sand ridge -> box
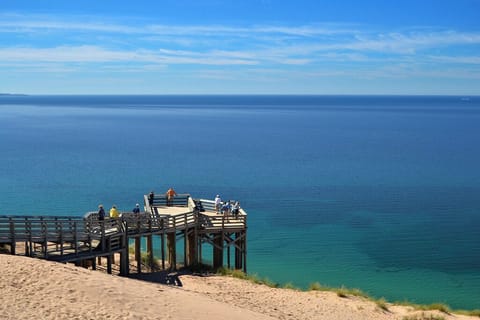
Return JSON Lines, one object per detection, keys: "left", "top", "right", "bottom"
{"left": 0, "top": 255, "right": 477, "bottom": 320}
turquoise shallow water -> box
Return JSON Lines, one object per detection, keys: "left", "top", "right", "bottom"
{"left": 0, "top": 95, "right": 479, "bottom": 309}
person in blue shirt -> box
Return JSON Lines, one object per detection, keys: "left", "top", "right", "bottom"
{"left": 221, "top": 200, "right": 231, "bottom": 216}
{"left": 98, "top": 204, "right": 105, "bottom": 221}
{"left": 133, "top": 203, "right": 140, "bottom": 214}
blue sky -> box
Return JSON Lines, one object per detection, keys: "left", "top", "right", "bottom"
{"left": 1, "top": 0, "right": 480, "bottom": 94}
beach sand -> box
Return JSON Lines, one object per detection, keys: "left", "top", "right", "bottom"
{"left": 0, "top": 254, "right": 477, "bottom": 320}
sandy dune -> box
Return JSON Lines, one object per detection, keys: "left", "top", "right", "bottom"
{"left": 0, "top": 255, "right": 476, "bottom": 320}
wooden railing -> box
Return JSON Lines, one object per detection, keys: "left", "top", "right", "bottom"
{"left": 1, "top": 196, "right": 247, "bottom": 259}
{"left": 121, "top": 210, "right": 197, "bottom": 234}
{"left": 0, "top": 215, "right": 125, "bottom": 259}
{"left": 0, "top": 216, "right": 82, "bottom": 243}
{"left": 86, "top": 207, "right": 246, "bottom": 236}
{"left": 144, "top": 193, "right": 190, "bottom": 209}
{"left": 0, "top": 196, "right": 247, "bottom": 274}
{"left": 195, "top": 199, "right": 247, "bottom": 231}
{"left": 197, "top": 211, "right": 247, "bottom": 231}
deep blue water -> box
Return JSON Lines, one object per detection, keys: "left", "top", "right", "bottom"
{"left": 1, "top": 95, "right": 479, "bottom": 309}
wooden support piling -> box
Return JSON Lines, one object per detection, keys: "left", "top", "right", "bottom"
{"left": 185, "top": 230, "right": 196, "bottom": 267}
{"left": 146, "top": 235, "right": 153, "bottom": 268}
{"left": 107, "top": 255, "right": 112, "bottom": 274}
{"left": 235, "top": 232, "right": 242, "bottom": 270}
{"left": 135, "top": 237, "right": 141, "bottom": 273}
{"left": 198, "top": 236, "right": 203, "bottom": 266}
{"left": 167, "top": 232, "right": 176, "bottom": 270}
{"left": 213, "top": 234, "right": 223, "bottom": 270}
{"left": 160, "top": 233, "right": 165, "bottom": 270}
{"left": 243, "top": 231, "right": 247, "bottom": 273}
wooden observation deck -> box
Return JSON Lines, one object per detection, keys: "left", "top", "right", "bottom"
{"left": 0, "top": 194, "right": 247, "bottom": 276}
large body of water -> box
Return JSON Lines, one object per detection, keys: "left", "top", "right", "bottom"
{"left": 0, "top": 95, "right": 479, "bottom": 309}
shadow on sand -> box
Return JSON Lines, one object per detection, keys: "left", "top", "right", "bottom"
{"left": 127, "top": 269, "right": 217, "bottom": 287}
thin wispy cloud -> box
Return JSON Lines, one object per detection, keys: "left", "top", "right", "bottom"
{"left": 1, "top": 11, "right": 479, "bottom": 93}
{"left": 2, "top": 13, "right": 480, "bottom": 56}
{"left": 428, "top": 55, "right": 480, "bottom": 64}
{"left": 0, "top": 13, "right": 356, "bottom": 37}
{"left": 0, "top": 46, "right": 261, "bottom": 65}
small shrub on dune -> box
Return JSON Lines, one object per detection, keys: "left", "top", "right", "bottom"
{"left": 415, "top": 303, "right": 451, "bottom": 314}
{"left": 336, "top": 287, "right": 349, "bottom": 298}
{"left": 428, "top": 303, "right": 451, "bottom": 314}
{"left": 261, "top": 277, "right": 279, "bottom": 288}
{"left": 376, "top": 298, "right": 389, "bottom": 312}
{"left": 216, "top": 267, "right": 229, "bottom": 276}
{"left": 333, "top": 286, "right": 368, "bottom": 299}
{"left": 465, "top": 309, "right": 480, "bottom": 317}
{"left": 231, "top": 269, "right": 248, "bottom": 279}
{"left": 402, "top": 312, "right": 446, "bottom": 320}
{"left": 283, "top": 282, "right": 299, "bottom": 290}
{"left": 308, "top": 282, "right": 324, "bottom": 291}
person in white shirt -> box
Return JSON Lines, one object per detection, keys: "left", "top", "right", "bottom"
{"left": 214, "top": 195, "right": 222, "bottom": 213}
{"left": 232, "top": 201, "right": 240, "bottom": 216}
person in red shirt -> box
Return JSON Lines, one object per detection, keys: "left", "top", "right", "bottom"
{"left": 166, "top": 187, "right": 177, "bottom": 206}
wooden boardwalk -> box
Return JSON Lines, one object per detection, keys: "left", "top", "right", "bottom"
{"left": 0, "top": 194, "right": 247, "bottom": 275}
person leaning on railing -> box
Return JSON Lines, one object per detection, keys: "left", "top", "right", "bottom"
{"left": 132, "top": 203, "right": 140, "bottom": 214}
{"left": 221, "top": 200, "right": 231, "bottom": 216}
{"left": 110, "top": 205, "right": 120, "bottom": 218}
{"left": 166, "top": 187, "right": 177, "bottom": 206}
{"left": 148, "top": 191, "right": 154, "bottom": 212}
{"left": 98, "top": 204, "right": 105, "bottom": 221}
{"left": 215, "top": 194, "right": 222, "bottom": 213}
{"left": 232, "top": 201, "right": 240, "bottom": 216}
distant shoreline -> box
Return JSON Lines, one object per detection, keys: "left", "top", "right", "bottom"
{"left": 0, "top": 93, "right": 478, "bottom": 97}
{"left": 0, "top": 93, "right": 28, "bottom": 96}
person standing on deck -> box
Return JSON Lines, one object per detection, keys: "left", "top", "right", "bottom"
{"left": 132, "top": 203, "right": 140, "bottom": 214}
{"left": 110, "top": 205, "right": 120, "bottom": 218}
{"left": 148, "top": 191, "right": 154, "bottom": 213}
{"left": 232, "top": 201, "right": 240, "bottom": 216}
{"left": 214, "top": 195, "right": 222, "bottom": 214}
{"left": 98, "top": 204, "right": 105, "bottom": 221}
{"left": 166, "top": 187, "right": 177, "bottom": 206}
{"left": 221, "top": 200, "right": 231, "bottom": 216}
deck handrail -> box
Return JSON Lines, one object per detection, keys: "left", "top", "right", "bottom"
{"left": 0, "top": 195, "right": 247, "bottom": 262}
{"left": 1, "top": 204, "right": 246, "bottom": 243}
{"left": 0, "top": 216, "right": 124, "bottom": 242}
{"left": 144, "top": 193, "right": 191, "bottom": 208}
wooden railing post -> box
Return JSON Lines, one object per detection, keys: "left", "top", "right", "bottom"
{"left": 194, "top": 210, "right": 198, "bottom": 265}
{"left": 243, "top": 229, "right": 247, "bottom": 273}
{"left": 120, "top": 220, "right": 129, "bottom": 276}
{"left": 73, "top": 221, "right": 78, "bottom": 256}
{"left": 135, "top": 236, "right": 141, "bottom": 273}
{"left": 101, "top": 221, "right": 106, "bottom": 252}
{"left": 9, "top": 218, "right": 16, "bottom": 255}
{"left": 42, "top": 220, "right": 48, "bottom": 259}
{"left": 107, "top": 237, "right": 112, "bottom": 274}
{"left": 57, "top": 220, "right": 63, "bottom": 254}
{"left": 26, "top": 219, "right": 33, "bottom": 257}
